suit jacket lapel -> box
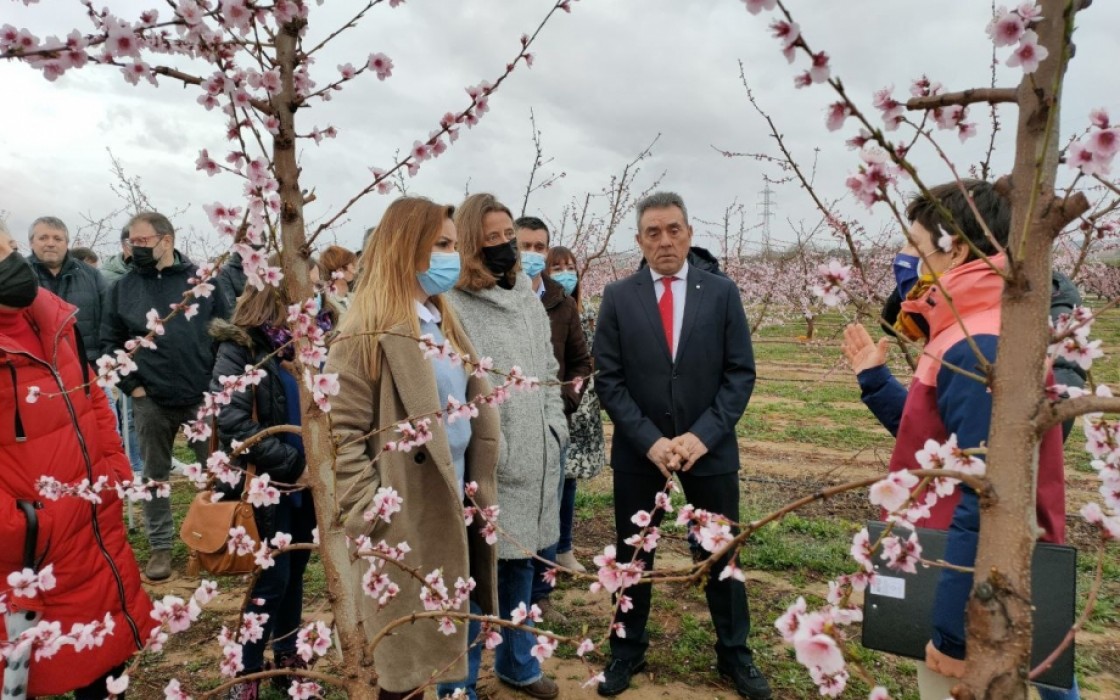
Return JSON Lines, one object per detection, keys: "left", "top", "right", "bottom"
{"left": 675, "top": 266, "right": 705, "bottom": 365}
{"left": 634, "top": 272, "right": 673, "bottom": 364}
{"left": 379, "top": 327, "right": 456, "bottom": 489}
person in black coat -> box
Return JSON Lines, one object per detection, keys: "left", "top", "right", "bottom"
{"left": 593, "top": 192, "right": 770, "bottom": 700}
{"left": 209, "top": 275, "right": 337, "bottom": 699}
{"left": 100, "top": 212, "right": 229, "bottom": 581}
{"left": 214, "top": 251, "right": 248, "bottom": 317}
{"left": 27, "top": 216, "right": 108, "bottom": 364}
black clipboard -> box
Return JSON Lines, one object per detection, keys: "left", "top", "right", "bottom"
{"left": 860, "top": 521, "right": 1076, "bottom": 690}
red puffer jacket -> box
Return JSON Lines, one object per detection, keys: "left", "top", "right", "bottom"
{"left": 0, "top": 289, "right": 157, "bottom": 695}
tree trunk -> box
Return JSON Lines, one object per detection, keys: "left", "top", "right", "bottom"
{"left": 273, "top": 18, "right": 378, "bottom": 698}
{"left": 963, "top": 2, "right": 1073, "bottom": 696}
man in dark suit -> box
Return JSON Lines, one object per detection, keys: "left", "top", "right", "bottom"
{"left": 593, "top": 192, "right": 769, "bottom": 699}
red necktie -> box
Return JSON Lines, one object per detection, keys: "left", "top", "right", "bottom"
{"left": 659, "top": 276, "right": 676, "bottom": 355}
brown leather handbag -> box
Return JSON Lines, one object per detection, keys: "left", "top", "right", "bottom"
{"left": 179, "top": 391, "right": 262, "bottom": 577}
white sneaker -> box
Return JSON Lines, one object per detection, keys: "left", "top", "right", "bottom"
{"left": 556, "top": 550, "right": 586, "bottom": 574}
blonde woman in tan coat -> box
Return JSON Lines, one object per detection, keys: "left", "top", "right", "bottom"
{"left": 326, "top": 197, "right": 500, "bottom": 700}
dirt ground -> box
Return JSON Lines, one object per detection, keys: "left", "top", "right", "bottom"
{"left": 125, "top": 425, "right": 1119, "bottom": 699}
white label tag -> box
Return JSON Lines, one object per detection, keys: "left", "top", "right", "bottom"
{"left": 870, "top": 575, "right": 906, "bottom": 600}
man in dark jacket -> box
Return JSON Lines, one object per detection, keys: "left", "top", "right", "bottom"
{"left": 27, "top": 216, "right": 107, "bottom": 365}
{"left": 594, "top": 192, "right": 769, "bottom": 699}
{"left": 101, "top": 211, "right": 229, "bottom": 581}
{"left": 516, "top": 216, "right": 593, "bottom": 625}
{"left": 214, "top": 250, "right": 247, "bottom": 316}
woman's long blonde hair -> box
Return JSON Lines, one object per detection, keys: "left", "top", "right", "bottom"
{"left": 338, "top": 197, "right": 470, "bottom": 379}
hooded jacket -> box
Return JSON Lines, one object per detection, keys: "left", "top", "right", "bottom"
{"left": 100, "top": 250, "right": 229, "bottom": 407}
{"left": 539, "top": 275, "right": 592, "bottom": 417}
{"left": 0, "top": 289, "right": 156, "bottom": 696}
{"left": 856, "top": 255, "right": 1066, "bottom": 661}
{"left": 100, "top": 252, "right": 133, "bottom": 285}
{"left": 29, "top": 252, "right": 107, "bottom": 364}
{"left": 209, "top": 319, "right": 309, "bottom": 539}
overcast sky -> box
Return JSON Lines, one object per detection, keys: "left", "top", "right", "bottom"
{"left": 2, "top": 1, "right": 1117, "bottom": 258}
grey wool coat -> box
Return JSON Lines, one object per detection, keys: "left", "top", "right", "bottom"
{"left": 326, "top": 323, "right": 500, "bottom": 693}
{"left": 450, "top": 274, "right": 569, "bottom": 560}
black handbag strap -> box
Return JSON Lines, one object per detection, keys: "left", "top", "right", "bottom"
{"left": 16, "top": 499, "right": 40, "bottom": 570}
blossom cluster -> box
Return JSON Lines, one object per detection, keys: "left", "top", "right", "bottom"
{"left": 1079, "top": 400, "right": 1120, "bottom": 541}
{"left": 1050, "top": 305, "right": 1105, "bottom": 371}
{"left": 1068, "top": 108, "right": 1119, "bottom": 178}
{"left": 986, "top": 4, "right": 1049, "bottom": 74}
{"left": 811, "top": 260, "right": 852, "bottom": 307}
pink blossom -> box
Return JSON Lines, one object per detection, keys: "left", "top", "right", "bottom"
{"left": 869, "top": 470, "right": 920, "bottom": 513}
{"left": 105, "top": 673, "right": 129, "bottom": 696}
{"left": 873, "top": 86, "right": 905, "bottom": 131}
{"left": 365, "top": 486, "right": 403, "bottom": 524}
{"left": 769, "top": 20, "right": 800, "bottom": 62}
{"left": 809, "top": 51, "right": 831, "bottom": 83}
{"left": 987, "top": 9, "right": 1026, "bottom": 47}
{"left": 576, "top": 638, "right": 595, "bottom": 657}
{"left": 1086, "top": 128, "right": 1120, "bottom": 160}
{"left": 295, "top": 620, "right": 332, "bottom": 662}
{"left": 850, "top": 528, "right": 874, "bottom": 572}
{"left": 1017, "top": 3, "right": 1043, "bottom": 22}
{"left": 1090, "top": 108, "right": 1110, "bottom": 129}
{"left": 812, "top": 260, "right": 851, "bottom": 307}
{"left": 367, "top": 52, "right": 394, "bottom": 80}
{"left": 25, "top": 386, "right": 40, "bottom": 403}
{"left": 880, "top": 532, "right": 923, "bottom": 574}
{"left": 163, "top": 679, "right": 190, "bottom": 700}
{"left": 825, "top": 102, "right": 852, "bottom": 132}
{"left": 1006, "top": 30, "right": 1049, "bottom": 74}
{"left": 530, "top": 635, "right": 559, "bottom": 662}
{"left": 794, "top": 633, "right": 845, "bottom": 675}
{"left": 287, "top": 681, "right": 323, "bottom": 700}
{"left": 741, "top": 0, "right": 777, "bottom": 13}
{"left": 868, "top": 686, "right": 892, "bottom": 700}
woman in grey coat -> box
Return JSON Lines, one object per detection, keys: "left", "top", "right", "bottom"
{"left": 448, "top": 193, "right": 567, "bottom": 700}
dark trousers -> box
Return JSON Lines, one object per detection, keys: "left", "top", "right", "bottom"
{"left": 610, "top": 468, "right": 752, "bottom": 666}
{"left": 242, "top": 492, "right": 316, "bottom": 672}
{"left": 132, "top": 396, "right": 209, "bottom": 550}
{"left": 71, "top": 663, "right": 127, "bottom": 699}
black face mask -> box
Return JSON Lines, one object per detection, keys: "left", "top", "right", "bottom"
{"left": 482, "top": 240, "right": 518, "bottom": 277}
{"left": 0, "top": 251, "right": 40, "bottom": 308}
{"left": 131, "top": 245, "right": 159, "bottom": 269}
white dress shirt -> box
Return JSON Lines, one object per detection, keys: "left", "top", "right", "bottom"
{"left": 650, "top": 260, "right": 689, "bottom": 360}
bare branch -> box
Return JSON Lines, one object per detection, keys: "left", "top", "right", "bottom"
{"left": 906, "top": 87, "right": 1018, "bottom": 111}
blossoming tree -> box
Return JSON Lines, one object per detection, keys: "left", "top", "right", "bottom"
{"left": 3, "top": 1, "right": 1120, "bottom": 699}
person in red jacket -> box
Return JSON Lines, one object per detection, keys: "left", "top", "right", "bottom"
{"left": 841, "top": 180, "right": 1071, "bottom": 699}
{"left": 0, "top": 224, "right": 157, "bottom": 698}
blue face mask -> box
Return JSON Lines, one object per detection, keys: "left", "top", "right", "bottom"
{"left": 521, "top": 251, "right": 546, "bottom": 280}
{"left": 552, "top": 270, "right": 578, "bottom": 295}
{"left": 893, "top": 253, "right": 921, "bottom": 298}
{"left": 417, "top": 252, "right": 461, "bottom": 296}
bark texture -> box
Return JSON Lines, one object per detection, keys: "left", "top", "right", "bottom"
{"left": 961, "top": 2, "right": 1076, "bottom": 697}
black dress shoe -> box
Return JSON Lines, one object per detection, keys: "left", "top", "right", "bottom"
{"left": 718, "top": 660, "right": 773, "bottom": 700}
{"left": 596, "top": 657, "right": 647, "bottom": 697}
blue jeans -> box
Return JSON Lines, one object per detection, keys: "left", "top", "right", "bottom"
{"left": 494, "top": 559, "right": 541, "bottom": 686}
{"left": 117, "top": 394, "right": 144, "bottom": 473}
{"left": 242, "top": 492, "right": 315, "bottom": 672}
{"left": 435, "top": 600, "right": 483, "bottom": 700}
{"left": 532, "top": 543, "right": 558, "bottom": 604}
{"left": 1036, "top": 679, "right": 1080, "bottom": 700}
{"left": 558, "top": 477, "right": 577, "bottom": 554}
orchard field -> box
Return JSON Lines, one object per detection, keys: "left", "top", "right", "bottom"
{"left": 114, "top": 306, "right": 1120, "bottom": 700}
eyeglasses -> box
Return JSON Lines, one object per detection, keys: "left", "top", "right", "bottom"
{"left": 128, "top": 235, "right": 164, "bottom": 247}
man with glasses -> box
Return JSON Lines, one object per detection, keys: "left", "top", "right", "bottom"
{"left": 101, "top": 212, "right": 229, "bottom": 581}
